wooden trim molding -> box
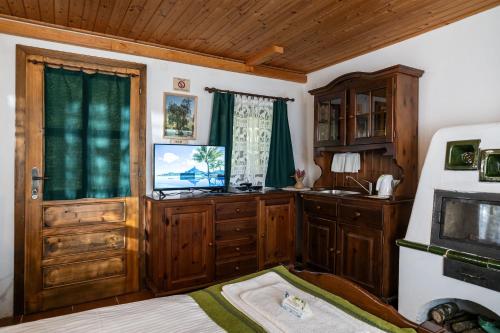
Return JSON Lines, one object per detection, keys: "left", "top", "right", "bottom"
{"left": 0, "top": 15, "right": 306, "bottom": 83}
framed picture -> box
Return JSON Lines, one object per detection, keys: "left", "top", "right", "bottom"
{"left": 163, "top": 92, "right": 197, "bottom": 140}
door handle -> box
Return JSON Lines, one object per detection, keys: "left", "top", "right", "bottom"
{"left": 31, "top": 167, "right": 48, "bottom": 200}
{"left": 32, "top": 176, "right": 50, "bottom": 180}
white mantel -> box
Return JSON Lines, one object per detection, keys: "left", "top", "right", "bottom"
{"left": 398, "top": 123, "right": 500, "bottom": 322}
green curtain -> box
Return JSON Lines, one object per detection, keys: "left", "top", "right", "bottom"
{"left": 208, "top": 92, "right": 235, "bottom": 190}
{"left": 44, "top": 66, "right": 131, "bottom": 200}
{"left": 265, "top": 99, "right": 296, "bottom": 187}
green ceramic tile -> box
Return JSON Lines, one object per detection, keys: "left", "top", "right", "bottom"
{"left": 445, "top": 139, "right": 480, "bottom": 170}
{"left": 396, "top": 239, "right": 429, "bottom": 252}
{"left": 428, "top": 245, "right": 447, "bottom": 256}
{"left": 479, "top": 149, "right": 500, "bottom": 182}
{"left": 446, "top": 251, "right": 489, "bottom": 268}
{"left": 487, "top": 259, "right": 500, "bottom": 271}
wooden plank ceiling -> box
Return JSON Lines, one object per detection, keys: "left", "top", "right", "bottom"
{"left": 0, "top": 0, "right": 499, "bottom": 74}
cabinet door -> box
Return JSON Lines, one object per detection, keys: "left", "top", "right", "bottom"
{"left": 348, "top": 79, "right": 393, "bottom": 145}
{"left": 336, "top": 223, "right": 382, "bottom": 294}
{"left": 303, "top": 214, "right": 335, "bottom": 272}
{"left": 259, "top": 199, "right": 295, "bottom": 269}
{"left": 165, "top": 205, "right": 214, "bottom": 290}
{"left": 314, "top": 91, "right": 346, "bottom": 147}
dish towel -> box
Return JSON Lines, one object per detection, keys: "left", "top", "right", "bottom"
{"left": 344, "top": 153, "right": 361, "bottom": 173}
{"left": 331, "top": 153, "right": 361, "bottom": 173}
{"left": 331, "top": 153, "right": 346, "bottom": 172}
{"left": 221, "top": 272, "right": 386, "bottom": 333}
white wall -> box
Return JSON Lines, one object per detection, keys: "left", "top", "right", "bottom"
{"left": 304, "top": 6, "right": 500, "bottom": 183}
{"left": 0, "top": 34, "right": 306, "bottom": 318}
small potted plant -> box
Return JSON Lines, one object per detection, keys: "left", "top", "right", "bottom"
{"left": 293, "top": 169, "right": 306, "bottom": 189}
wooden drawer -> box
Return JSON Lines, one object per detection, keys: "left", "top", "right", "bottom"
{"left": 339, "top": 204, "right": 382, "bottom": 229}
{"left": 216, "top": 239, "right": 256, "bottom": 260}
{"left": 216, "top": 257, "right": 257, "bottom": 279}
{"left": 304, "top": 199, "right": 337, "bottom": 218}
{"left": 215, "top": 219, "right": 257, "bottom": 241}
{"left": 215, "top": 201, "right": 257, "bottom": 221}
{"left": 43, "top": 256, "right": 125, "bottom": 288}
{"left": 43, "top": 229, "right": 126, "bottom": 258}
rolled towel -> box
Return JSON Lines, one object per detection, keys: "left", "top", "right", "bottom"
{"left": 331, "top": 153, "right": 346, "bottom": 172}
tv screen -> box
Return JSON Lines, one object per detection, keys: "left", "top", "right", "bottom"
{"left": 153, "top": 144, "right": 226, "bottom": 190}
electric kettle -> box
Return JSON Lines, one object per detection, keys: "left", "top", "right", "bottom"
{"left": 376, "top": 174, "right": 398, "bottom": 197}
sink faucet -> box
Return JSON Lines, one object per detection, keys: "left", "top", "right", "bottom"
{"left": 345, "top": 176, "right": 373, "bottom": 195}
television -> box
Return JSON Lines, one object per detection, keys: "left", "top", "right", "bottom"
{"left": 153, "top": 144, "right": 226, "bottom": 191}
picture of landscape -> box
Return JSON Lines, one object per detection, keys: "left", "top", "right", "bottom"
{"left": 163, "top": 93, "right": 197, "bottom": 139}
{"left": 154, "top": 144, "right": 225, "bottom": 189}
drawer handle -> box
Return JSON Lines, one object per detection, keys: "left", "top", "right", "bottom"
{"left": 354, "top": 211, "right": 361, "bottom": 217}
{"left": 336, "top": 250, "right": 341, "bottom": 255}
{"left": 235, "top": 208, "right": 241, "bottom": 213}
{"left": 208, "top": 242, "right": 214, "bottom": 247}
{"left": 235, "top": 247, "right": 240, "bottom": 251}
{"left": 235, "top": 266, "right": 240, "bottom": 271}
{"left": 329, "top": 248, "right": 334, "bottom": 252}
{"left": 235, "top": 227, "right": 241, "bottom": 232}
{"left": 316, "top": 205, "right": 321, "bottom": 210}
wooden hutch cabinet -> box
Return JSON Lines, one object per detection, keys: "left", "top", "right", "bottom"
{"left": 305, "top": 65, "right": 423, "bottom": 301}
{"left": 145, "top": 191, "right": 295, "bottom": 296}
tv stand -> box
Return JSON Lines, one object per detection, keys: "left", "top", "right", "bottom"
{"left": 144, "top": 191, "right": 296, "bottom": 296}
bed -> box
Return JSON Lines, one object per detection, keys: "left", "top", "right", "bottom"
{"left": 0, "top": 266, "right": 428, "bottom": 333}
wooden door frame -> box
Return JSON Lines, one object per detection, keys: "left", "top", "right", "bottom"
{"left": 14, "top": 45, "right": 147, "bottom": 315}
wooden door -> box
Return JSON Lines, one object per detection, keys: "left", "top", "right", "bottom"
{"left": 16, "top": 49, "right": 145, "bottom": 314}
{"left": 165, "top": 205, "right": 214, "bottom": 290}
{"left": 259, "top": 197, "right": 295, "bottom": 269}
{"left": 303, "top": 214, "right": 335, "bottom": 272}
{"left": 348, "top": 78, "right": 393, "bottom": 145}
{"left": 336, "top": 223, "right": 382, "bottom": 294}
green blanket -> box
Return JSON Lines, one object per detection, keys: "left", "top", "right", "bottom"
{"left": 189, "top": 266, "right": 416, "bottom": 333}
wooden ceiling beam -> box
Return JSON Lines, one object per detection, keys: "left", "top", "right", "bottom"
{"left": 245, "top": 45, "right": 284, "bottom": 66}
{"left": 0, "top": 15, "right": 307, "bottom": 83}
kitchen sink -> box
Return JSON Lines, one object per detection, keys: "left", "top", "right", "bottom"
{"left": 311, "top": 189, "right": 361, "bottom": 196}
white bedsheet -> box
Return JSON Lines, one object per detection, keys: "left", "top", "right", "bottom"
{"left": 222, "top": 272, "right": 386, "bottom": 333}
{"left": 0, "top": 295, "right": 224, "bottom": 333}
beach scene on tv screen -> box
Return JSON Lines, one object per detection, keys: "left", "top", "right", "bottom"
{"left": 155, "top": 145, "right": 225, "bottom": 189}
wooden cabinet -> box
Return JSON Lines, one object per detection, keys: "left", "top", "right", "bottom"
{"left": 309, "top": 65, "right": 423, "bottom": 199}
{"left": 303, "top": 215, "right": 335, "bottom": 272}
{"left": 145, "top": 192, "right": 295, "bottom": 296}
{"left": 165, "top": 205, "right": 214, "bottom": 291}
{"left": 259, "top": 197, "right": 295, "bottom": 269}
{"left": 302, "top": 194, "right": 412, "bottom": 301}
{"left": 336, "top": 223, "right": 382, "bottom": 295}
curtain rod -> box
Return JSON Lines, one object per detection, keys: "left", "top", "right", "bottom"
{"left": 204, "top": 87, "right": 295, "bottom": 102}
{"left": 27, "top": 59, "right": 139, "bottom": 77}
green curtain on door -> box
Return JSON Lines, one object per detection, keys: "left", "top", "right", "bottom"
{"left": 208, "top": 91, "right": 235, "bottom": 190}
{"left": 43, "top": 66, "right": 131, "bottom": 200}
{"left": 265, "top": 99, "right": 296, "bottom": 187}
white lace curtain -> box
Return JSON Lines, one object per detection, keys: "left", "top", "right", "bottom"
{"left": 230, "top": 95, "right": 273, "bottom": 186}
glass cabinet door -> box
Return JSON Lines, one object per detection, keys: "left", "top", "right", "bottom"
{"left": 315, "top": 93, "right": 346, "bottom": 146}
{"left": 355, "top": 92, "right": 370, "bottom": 139}
{"left": 350, "top": 82, "right": 392, "bottom": 144}
{"left": 371, "top": 88, "right": 387, "bottom": 137}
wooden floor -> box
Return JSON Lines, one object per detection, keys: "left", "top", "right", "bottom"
{"left": 0, "top": 291, "right": 154, "bottom": 328}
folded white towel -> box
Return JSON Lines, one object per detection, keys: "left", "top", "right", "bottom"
{"left": 331, "top": 153, "right": 346, "bottom": 172}
{"left": 222, "top": 272, "right": 386, "bottom": 333}
{"left": 344, "top": 153, "right": 361, "bottom": 173}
